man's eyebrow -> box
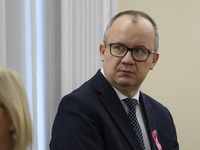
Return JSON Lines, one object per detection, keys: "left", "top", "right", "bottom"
{"left": 113, "top": 42, "right": 125, "bottom": 45}
{"left": 134, "top": 45, "right": 148, "bottom": 49}
{"left": 114, "top": 42, "right": 148, "bottom": 49}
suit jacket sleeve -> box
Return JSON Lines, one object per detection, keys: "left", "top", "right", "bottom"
{"left": 50, "top": 94, "right": 104, "bottom": 150}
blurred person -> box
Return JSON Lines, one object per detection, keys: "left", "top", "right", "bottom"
{"left": 0, "top": 65, "right": 32, "bottom": 150}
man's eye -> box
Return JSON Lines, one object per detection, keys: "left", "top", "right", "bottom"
{"left": 134, "top": 49, "right": 147, "bottom": 55}
{"left": 114, "top": 45, "right": 124, "bottom": 50}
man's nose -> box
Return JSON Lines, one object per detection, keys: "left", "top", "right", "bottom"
{"left": 121, "top": 51, "right": 135, "bottom": 64}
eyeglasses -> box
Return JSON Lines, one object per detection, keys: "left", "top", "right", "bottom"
{"left": 104, "top": 43, "right": 156, "bottom": 62}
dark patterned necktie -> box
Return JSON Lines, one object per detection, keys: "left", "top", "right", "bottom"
{"left": 124, "top": 98, "right": 145, "bottom": 150}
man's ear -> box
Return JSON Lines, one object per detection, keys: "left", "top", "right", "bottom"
{"left": 99, "top": 43, "right": 106, "bottom": 62}
{"left": 150, "top": 53, "right": 159, "bottom": 70}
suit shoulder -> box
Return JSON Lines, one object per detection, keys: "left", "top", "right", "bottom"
{"left": 140, "top": 92, "right": 173, "bottom": 118}
{"left": 62, "top": 80, "right": 96, "bottom": 103}
{"left": 61, "top": 70, "right": 109, "bottom": 104}
{"left": 60, "top": 72, "right": 103, "bottom": 109}
{"left": 140, "top": 92, "right": 166, "bottom": 108}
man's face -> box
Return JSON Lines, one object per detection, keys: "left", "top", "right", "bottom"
{"left": 100, "top": 15, "right": 159, "bottom": 97}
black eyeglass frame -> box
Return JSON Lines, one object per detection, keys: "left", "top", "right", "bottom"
{"left": 104, "top": 42, "right": 156, "bottom": 62}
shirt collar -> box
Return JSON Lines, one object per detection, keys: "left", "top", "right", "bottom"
{"left": 100, "top": 68, "right": 140, "bottom": 104}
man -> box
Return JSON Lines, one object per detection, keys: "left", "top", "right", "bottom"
{"left": 50, "top": 10, "right": 179, "bottom": 150}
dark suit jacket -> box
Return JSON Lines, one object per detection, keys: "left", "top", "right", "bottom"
{"left": 50, "top": 70, "right": 179, "bottom": 150}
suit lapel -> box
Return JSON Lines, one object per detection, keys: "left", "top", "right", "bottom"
{"left": 99, "top": 90, "right": 143, "bottom": 150}
{"left": 91, "top": 70, "right": 143, "bottom": 150}
{"left": 140, "top": 93, "right": 158, "bottom": 150}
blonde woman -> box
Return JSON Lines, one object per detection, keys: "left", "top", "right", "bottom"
{"left": 0, "top": 65, "right": 32, "bottom": 150}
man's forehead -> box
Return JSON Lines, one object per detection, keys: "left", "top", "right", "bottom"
{"left": 110, "top": 15, "right": 151, "bottom": 33}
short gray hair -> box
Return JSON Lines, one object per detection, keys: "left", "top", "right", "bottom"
{"left": 103, "top": 10, "right": 159, "bottom": 52}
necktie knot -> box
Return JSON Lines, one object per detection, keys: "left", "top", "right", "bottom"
{"left": 123, "top": 98, "right": 138, "bottom": 109}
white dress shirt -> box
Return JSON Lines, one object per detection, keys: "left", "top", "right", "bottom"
{"left": 100, "top": 68, "right": 151, "bottom": 150}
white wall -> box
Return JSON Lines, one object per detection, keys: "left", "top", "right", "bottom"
{"left": 117, "top": 0, "right": 200, "bottom": 149}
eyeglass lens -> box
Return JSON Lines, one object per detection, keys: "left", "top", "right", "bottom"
{"left": 110, "top": 44, "right": 149, "bottom": 61}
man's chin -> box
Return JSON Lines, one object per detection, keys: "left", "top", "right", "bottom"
{"left": 117, "top": 79, "right": 135, "bottom": 87}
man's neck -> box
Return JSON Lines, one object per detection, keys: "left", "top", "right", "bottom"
{"left": 114, "top": 85, "right": 140, "bottom": 98}
{"left": 100, "top": 68, "right": 140, "bottom": 98}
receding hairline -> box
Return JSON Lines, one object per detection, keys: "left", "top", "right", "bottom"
{"left": 109, "top": 10, "right": 157, "bottom": 28}
{"left": 103, "top": 10, "right": 159, "bottom": 52}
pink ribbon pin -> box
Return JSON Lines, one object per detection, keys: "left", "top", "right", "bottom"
{"left": 152, "top": 130, "right": 162, "bottom": 150}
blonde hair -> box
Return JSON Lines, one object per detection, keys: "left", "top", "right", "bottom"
{"left": 0, "top": 65, "right": 32, "bottom": 150}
